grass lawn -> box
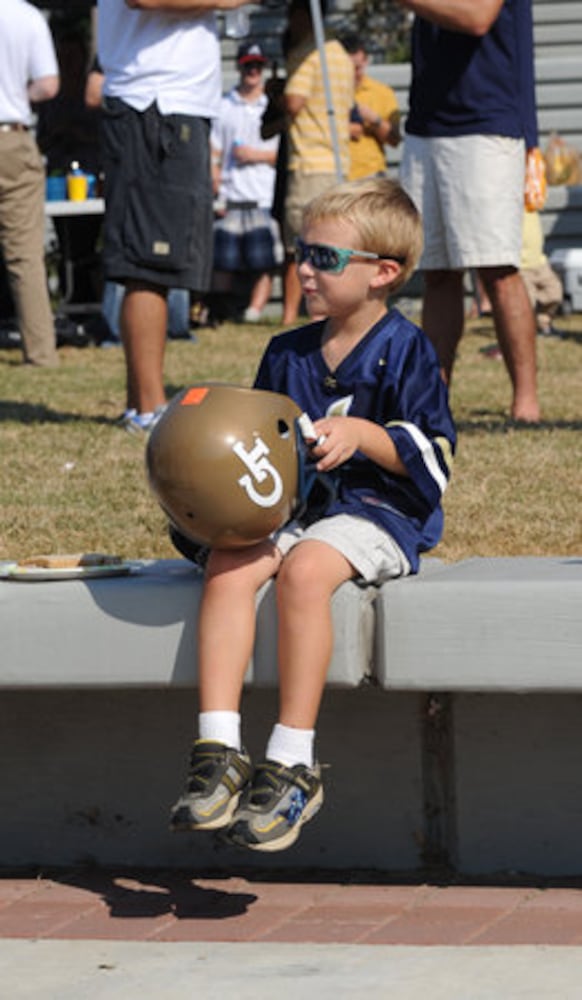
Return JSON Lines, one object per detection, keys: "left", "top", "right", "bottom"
{"left": 0, "top": 311, "right": 581, "bottom": 563}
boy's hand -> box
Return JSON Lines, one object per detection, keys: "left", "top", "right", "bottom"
{"left": 311, "top": 415, "right": 409, "bottom": 477}
{"left": 311, "top": 416, "right": 360, "bottom": 471}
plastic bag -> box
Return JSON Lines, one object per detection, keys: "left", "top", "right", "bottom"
{"left": 524, "top": 147, "right": 547, "bottom": 211}
{"left": 543, "top": 132, "right": 582, "bottom": 186}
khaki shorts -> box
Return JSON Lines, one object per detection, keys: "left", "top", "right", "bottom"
{"left": 275, "top": 514, "right": 411, "bottom": 583}
{"left": 283, "top": 171, "right": 337, "bottom": 253}
{"left": 400, "top": 134, "right": 525, "bottom": 270}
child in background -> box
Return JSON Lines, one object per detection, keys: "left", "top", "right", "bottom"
{"left": 520, "top": 210, "right": 563, "bottom": 337}
{"left": 475, "top": 209, "right": 563, "bottom": 350}
{"left": 170, "top": 177, "right": 456, "bottom": 853}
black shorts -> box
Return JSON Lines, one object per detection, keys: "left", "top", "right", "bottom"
{"left": 101, "top": 98, "right": 213, "bottom": 291}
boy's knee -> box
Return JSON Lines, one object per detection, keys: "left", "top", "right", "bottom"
{"left": 277, "top": 544, "right": 327, "bottom": 598}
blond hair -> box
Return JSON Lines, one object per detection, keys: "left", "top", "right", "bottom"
{"left": 302, "top": 177, "right": 423, "bottom": 293}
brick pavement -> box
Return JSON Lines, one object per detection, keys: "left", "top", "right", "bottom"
{"left": 1, "top": 870, "right": 582, "bottom": 945}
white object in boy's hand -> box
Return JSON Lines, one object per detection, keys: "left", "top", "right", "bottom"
{"left": 297, "top": 412, "right": 326, "bottom": 447}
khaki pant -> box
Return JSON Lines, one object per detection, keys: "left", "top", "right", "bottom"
{"left": 0, "top": 130, "right": 57, "bottom": 365}
{"left": 521, "top": 262, "right": 563, "bottom": 330}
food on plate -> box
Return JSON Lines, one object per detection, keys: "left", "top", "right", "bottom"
{"left": 16, "top": 553, "right": 122, "bottom": 570}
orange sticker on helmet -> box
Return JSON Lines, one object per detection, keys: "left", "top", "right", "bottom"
{"left": 181, "top": 387, "right": 210, "bottom": 406}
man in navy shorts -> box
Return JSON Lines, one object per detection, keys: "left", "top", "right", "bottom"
{"left": 98, "top": 0, "right": 247, "bottom": 433}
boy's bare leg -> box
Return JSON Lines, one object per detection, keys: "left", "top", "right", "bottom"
{"left": 120, "top": 281, "right": 167, "bottom": 414}
{"left": 422, "top": 269, "right": 465, "bottom": 383}
{"left": 170, "top": 543, "right": 281, "bottom": 833}
{"left": 197, "top": 541, "right": 282, "bottom": 712}
{"left": 199, "top": 540, "right": 353, "bottom": 850}
{"left": 478, "top": 265, "right": 540, "bottom": 423}
{"left": 275, "top": 540, "right": 355, "bottom": 729}
{"left": 248, "top": 272, "right": 272, "bottom": 314}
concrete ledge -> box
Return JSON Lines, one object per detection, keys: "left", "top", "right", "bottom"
{"left": 1, "top": 559, "right": 202, "bottom": 689}
{"left": 376, "top": 556, "right": 582, "bottom": 692}
{"left": 2, "top": 556, "right": 581, "bottom": 692}
{"left": 0, "top": 559, "right": 376, "bottom": 689}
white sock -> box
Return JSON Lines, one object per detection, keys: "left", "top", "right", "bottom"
{"left": 266, "top": 723, "right": 315, "bottom": 769}
{"left": 198, "top": 711, "right": 241, "bottom": 751}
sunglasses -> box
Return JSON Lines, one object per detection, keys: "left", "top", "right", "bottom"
{"left": 241, "top": 61, "right": 265, "bottom": 72}
{"left": 295, "top": 238, "right": 405, "bottom": 274}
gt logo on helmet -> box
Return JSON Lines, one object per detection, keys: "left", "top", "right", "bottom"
{"left": 233, "top": 436, "right": 283, "bottom": 508}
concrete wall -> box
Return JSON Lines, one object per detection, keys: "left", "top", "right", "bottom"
{"left": 0, "top": 688, "right": 423, "bottom": 873}
{"left": 3, "top": 687, "right": 582, "bottom": 877}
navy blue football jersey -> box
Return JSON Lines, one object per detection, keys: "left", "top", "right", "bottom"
{"left": 254, "top": 309, "right": 456, "bottom": 572}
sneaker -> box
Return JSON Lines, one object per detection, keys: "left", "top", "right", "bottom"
{"left": 224, "top": 759, "right": 324, "bottom": 852}
{"left": 243, "top": 306, "right": 262, "bottom": 323}
{"left": 479, "top": 343, "right": 502, "bottom": 361}
{"left": 169, "top": 739, "right": 252, "bottom": 832}
{"left": 122, "top": 405, "right": 166, "bottom": 435}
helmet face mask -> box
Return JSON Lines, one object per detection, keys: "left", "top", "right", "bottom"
{"left": 146, "top": 384, "right": 303, "bottom": 548}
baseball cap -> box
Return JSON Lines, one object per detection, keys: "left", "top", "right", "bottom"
{"left": 237, "top": 42, "right": 268, "bottom": 65}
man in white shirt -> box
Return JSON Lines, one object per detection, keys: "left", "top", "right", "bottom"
{"left": 0, "top": 0, "right": 60, "bottom": 366}
{"left": 97, "top": 0, "right": 247, "bottom": 432}
{"left": 210, "top": 42, "right": 283, "bottom": 323}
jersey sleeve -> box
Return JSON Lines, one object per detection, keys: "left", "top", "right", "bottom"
{"left": 383, "top": 335, "right": 455, "bottom": 516}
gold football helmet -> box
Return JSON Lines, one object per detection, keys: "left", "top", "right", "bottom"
{"left": 146, "top": 384, "right": 306, "bottom": 548}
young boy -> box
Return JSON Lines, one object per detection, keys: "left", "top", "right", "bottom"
{"left": 170, "top": 177, "right": 456, "bottom": 852}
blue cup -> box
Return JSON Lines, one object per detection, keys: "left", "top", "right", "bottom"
{"left": 85, "top": 173, "right": 97, "bottom": 198}
{"left": 46, "top": 175, "right": 67, "bottom": 201}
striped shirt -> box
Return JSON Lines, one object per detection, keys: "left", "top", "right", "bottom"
{"left": 285, "top": 39, "right": 354, "bottom": 176}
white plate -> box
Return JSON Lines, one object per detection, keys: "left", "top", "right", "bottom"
{"left": 0, "top": 561, "right": 142, "bottom": 582}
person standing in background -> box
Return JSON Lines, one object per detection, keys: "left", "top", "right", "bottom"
{"left": 398, "top": 0, "right": 540, "bottom": 423}
{"left": 341, "top": 33, "right": 401, "bottom": 181}
{"left": 281, "top": 0, "right": 354, "bottom": 325}
{"left": 97, "top": 0, "right": 248, "bottom": 434}
{"left": 0, "top": 0, "right": 60, "bottom": 367}
{"left": 210, "top": 41, "right": 283, "bottom": 324}
{"left": 520, "top": 209, "right": 563, "bottom": 337}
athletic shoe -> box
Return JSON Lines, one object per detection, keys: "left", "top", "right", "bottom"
{"left": 169, "top": 739, "right": 252, "bottom": 832}
{"left": 122, "top": 405, "right": 166, "bottom": 435}
{"left": 537, "top": 325, "right": 562, "bottom": 338}
{"left": 224, "top": 759, "right": 324, "bottom": 852}
{"left": 243, "top": 306, "right": 262, "bottom": 323}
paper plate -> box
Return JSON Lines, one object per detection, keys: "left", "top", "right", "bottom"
{"left": 0, "top": 561, "right": 142, "bottom": 582}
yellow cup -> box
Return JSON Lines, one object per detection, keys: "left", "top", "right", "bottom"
{"left": 67, "top": 174, "right": 88, "bottom": 201}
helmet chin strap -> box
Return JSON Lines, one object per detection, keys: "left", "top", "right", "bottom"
{"left": 167, "top": 523, "right": 210, "bottom": 568}
{"left": 293, "top": 418, "right": 338, "bottom": 527}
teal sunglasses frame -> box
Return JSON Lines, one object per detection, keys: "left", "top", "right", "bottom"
{"left": 295, "top": 238, "right": 405, "bottom": 274}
